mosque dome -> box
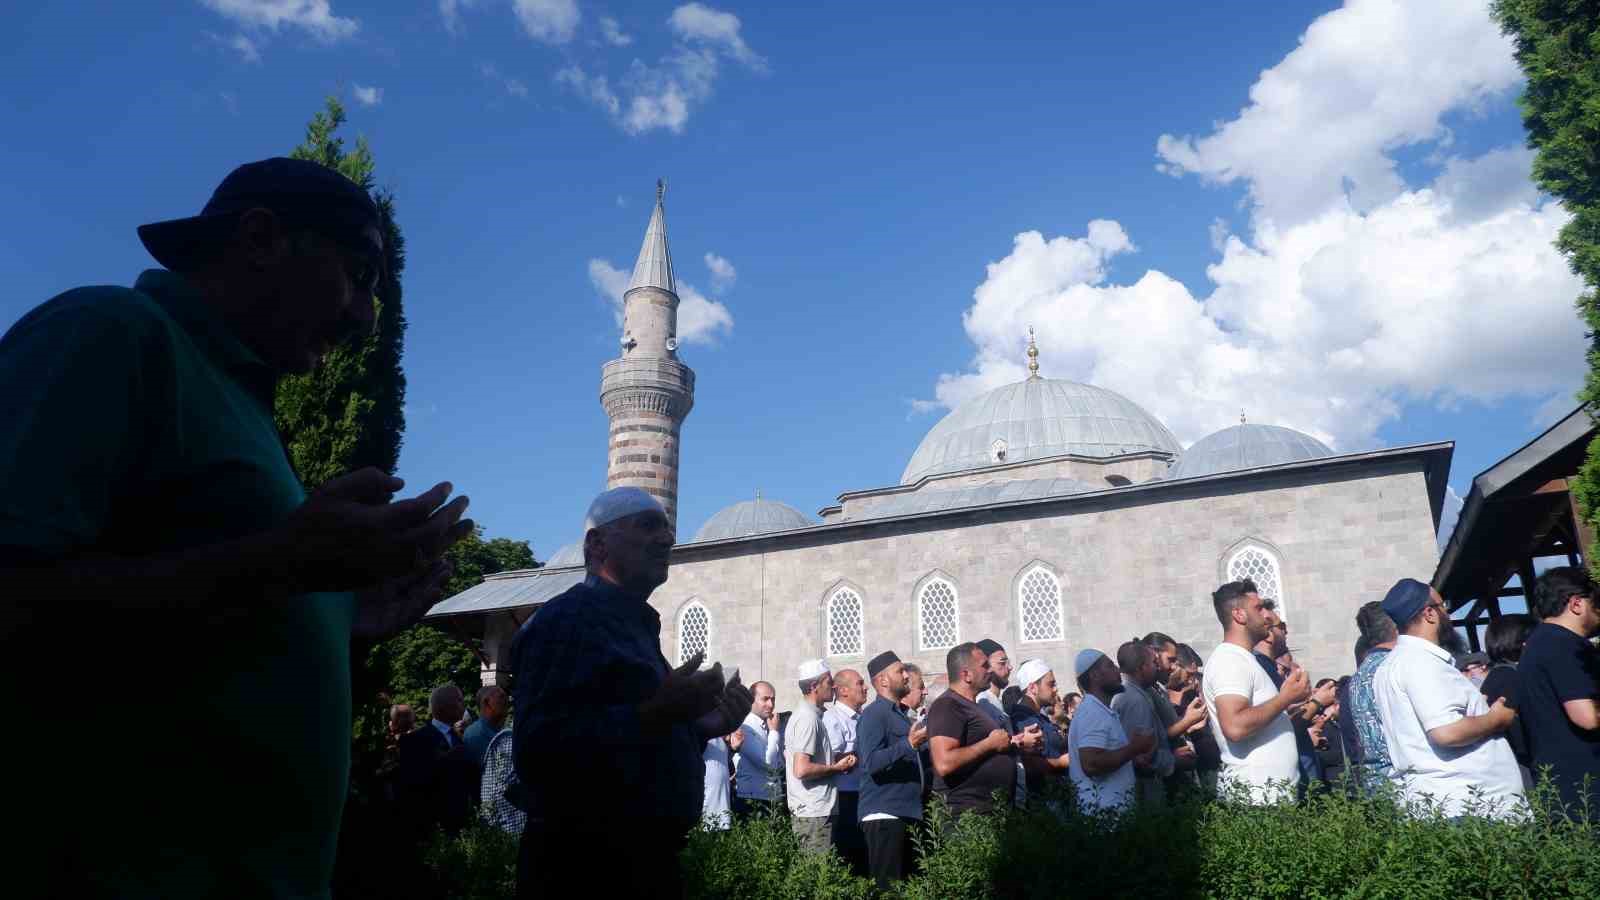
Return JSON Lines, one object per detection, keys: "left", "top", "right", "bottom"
{"left": 1167, "top": 423, "right": 1333, "bottom": 479}
{"left": 902, "top": 377, "right": 1181, "bottom": 485}
{"left": 691, "top": 497, "right": 815, "bottom": 543}
{"left": 545, "top": 540, "right": 584, "bottom": 568}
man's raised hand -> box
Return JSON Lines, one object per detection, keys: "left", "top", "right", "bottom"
{"left": 277, "top": 468, "right": 473, "bottom": 592}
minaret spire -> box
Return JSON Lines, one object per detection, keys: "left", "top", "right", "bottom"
{"left": 627, "top": 178, "right": 676, "bottom": 297}
{"left": 600, "top": 180, "right": 696, "bottom": 528}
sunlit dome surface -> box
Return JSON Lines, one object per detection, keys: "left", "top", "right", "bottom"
{"left": 691, "top": 497, "right": 814, "bottom": 542}
{"left": 1168, "top": 423, "right": 1333, "bottom": 479}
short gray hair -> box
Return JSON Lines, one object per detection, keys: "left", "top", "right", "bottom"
{"left": 902, "top": 662, "right": 922, "bottom": 678}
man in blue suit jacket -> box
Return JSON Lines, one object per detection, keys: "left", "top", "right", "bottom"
{"left": 856, "top": 651, "right": 929, "bottom": 889}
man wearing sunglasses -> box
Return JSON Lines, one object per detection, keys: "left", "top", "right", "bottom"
{"left": 0, "top": 157, "right": 473, "bottom": 899}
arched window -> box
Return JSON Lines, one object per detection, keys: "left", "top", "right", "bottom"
{"left": 827, "top": 587, "right": 864, "bottom": 657}
{"left": 1228, "top": 545, "right": 1285, "bottom": 618}
{"left": 918, "top": 577, "right": 960, "bottom": 651}
{"left": 1017, "top": 565, "right": 1064, "bottom": 643}
{"left": 678, "top": 601, "right": 711, "bottom": 665}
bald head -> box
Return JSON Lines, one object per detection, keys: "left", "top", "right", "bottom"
{"left": 751, "top": 681, "right": 776, "bottom": 720}
{"left": 834, "top": 668, "right": 867, "bottom": 711}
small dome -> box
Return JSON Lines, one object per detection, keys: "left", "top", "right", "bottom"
{"left": 902, "top": 377, "right": 1180, "bottom": 484}
{"left": 692, "top": 497, "right": 814, "bottom": 542}
{"left": 545, "top": 540, "right": 584, "bottom": 568}
{"left": 1168, "top": 423, "right": 1333, "bottom": 479}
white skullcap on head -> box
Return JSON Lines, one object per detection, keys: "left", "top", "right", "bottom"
{"left": 583, "top": 487, "right": 665, "bottom": 532}
{"left": 1016, "top": 658, "right": 1052, "bottom": 689}
{"left": 797, "top": 658, "right": 830, "bottom": 681}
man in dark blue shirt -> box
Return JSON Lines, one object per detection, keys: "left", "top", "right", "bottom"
{"left": 1522, "top": 568, "right": 1600, "bottom": 816}
{"left": 856, "top": 650, "right": 927, "bottom": 889}
{"left": 510, "top": 488, "right": 751, "bottom": 897}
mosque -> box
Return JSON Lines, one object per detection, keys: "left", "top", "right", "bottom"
{"left": 428, "top": 188, "right": 1453, "bottom": 706}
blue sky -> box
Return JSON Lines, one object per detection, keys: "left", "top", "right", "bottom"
{"left": 1, "top": 1, "right": 1584, "bottom": 560}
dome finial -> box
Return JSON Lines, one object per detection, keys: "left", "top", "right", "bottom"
{"left": 1026, "top": 327, "right": 1040, "bottom": 379}
{"left": 1240, "top": 409, "right": 1247, "bottom": 425}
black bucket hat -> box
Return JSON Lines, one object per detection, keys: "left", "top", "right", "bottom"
{"left": 137, "top": 157, "right": 382, "bottom": 272}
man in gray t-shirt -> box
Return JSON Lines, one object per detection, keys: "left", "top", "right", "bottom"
{"left": 785, "top": 659, "right": 857, "bottom": 854}
{"left": 1110, "top": 640, "right": 1173, "bottom": 806}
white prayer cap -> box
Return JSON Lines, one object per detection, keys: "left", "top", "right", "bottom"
{"left": 583, "top": 487, "right": 665, "bottom": 532}
{"left": 797, "top": 658, "right": 830, "bottom": 681}
{"left": 1073, "top": 648, "right": 1107, "bottom": 678}
{"left": 1016, "top": 658, "right": 1052, "bottom": 689}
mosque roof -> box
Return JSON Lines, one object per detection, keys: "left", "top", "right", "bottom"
{"left": 545, "top": 540, "right": 584, "bottom": 568}
{"left": 851, "top": 477, "right": 1101, "bottom": 521}
{"left": 902, "top": 377, "right": 1181, "bottom": 484}
{"left": 691, "top": 497, "right": 815, "bottom": 543}
{"left": 1168, "top": 423, "right": 1333, "bottom": 480}
{"left": 626, "top": 180, "right": 675, "bottom": 296}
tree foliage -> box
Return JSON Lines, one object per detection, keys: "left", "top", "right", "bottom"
{"left": 275, "top": 96, "right": 408, "bottom": 487}
{"left": 1493, "top": 1, "right": 1600, "bottom": 558}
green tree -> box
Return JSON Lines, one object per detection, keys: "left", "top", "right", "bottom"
{"left": 275, "top": 96, "right": 407, "bottom": 486}
{"left": 1493, "top": 1, "right": 1600, "bottom": 558}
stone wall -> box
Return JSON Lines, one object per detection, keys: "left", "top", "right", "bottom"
{"left": 646, "top": 458, "right": 1440, "bottom": 710}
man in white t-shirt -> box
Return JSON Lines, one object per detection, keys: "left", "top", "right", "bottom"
{"left": 1371, "top": 578, "right": 1523, "bottom": 820}
{"left": 1202, "top": 578, "right": 1309, "bottom": 804}
{"left": 785, "top": 659, "right": 858, "bottom": 853}
{"left": 1069, "top": 648, "right": 1156, "bottom": 813}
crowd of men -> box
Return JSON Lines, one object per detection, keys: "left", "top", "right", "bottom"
{"left": 488, "top": 486, "right": 1600, "bottom": 896}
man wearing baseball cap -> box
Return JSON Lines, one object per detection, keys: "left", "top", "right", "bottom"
{"left": 510, "top": 487, "right": 753, "bottom": 895}
{"left": 1, "top": 157, "right": 475, "bottom": 898}
{"left": 1371, "top": 578, "right": 1523, "bottom": 819}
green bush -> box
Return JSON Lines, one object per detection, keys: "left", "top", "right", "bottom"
{"left": 420, "top": 778, "right": 1600, "bottom": 898}
{"left": 421, "top": 821, "right": 519, "bottom": 900}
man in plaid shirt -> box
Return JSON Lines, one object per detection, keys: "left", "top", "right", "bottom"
{"left": 480, "top": 728, "right": 526, "bottom": 836}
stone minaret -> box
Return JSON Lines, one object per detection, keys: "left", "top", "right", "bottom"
{"left": 600, "top": 180, "right": 696, "bottom": 528}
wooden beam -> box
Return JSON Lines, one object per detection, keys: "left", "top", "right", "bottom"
{"left": 1570, "top": 490, "right": 1596, "bottom": 566}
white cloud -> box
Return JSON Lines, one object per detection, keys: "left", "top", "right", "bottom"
{"left": 588, "top": 258, "right": 734, "bottom": 345}
{"left": 199, "top": 0, "right": 358, "bottom": 42}
{"left": 924, "top": 0, "right": 1586, "bottom": 459}
{"left": 1154, "top": 0, "right": 1519, "bottom": 227}
{"left": 480, "top": 62, "right": 530, "bottom": 99}
{"left": 704, "top": 252, "right": 736, "bottom": 292}
{"left": 599, "top": 15, "right": 633, "bottom": 46}
{"left": 205, "top": 31, "right": 262, "bottom": 62}
{"left": 439, "top": 0, "right": 482, "bottom": 34}
{"left": 556, "top": 65, "right": 620, "bottom": 117}
{"left": 668, "top": 3, "right": 765, "bottom": 70}
{"left": 558, "top": 4, "right": 761, "bottom": 135}
{"left": 514, "top": 0, "right": 579, "bottom": 45}
{"left": 351, "top": 84, "right": 382, "bottom": 106}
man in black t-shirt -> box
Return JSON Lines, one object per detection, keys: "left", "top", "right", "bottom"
{"left": 925, "top": 642, "right": 1041, "bottom": 818}
{"left": 1522, "top": 568, "right": 1600, "bottom": 814}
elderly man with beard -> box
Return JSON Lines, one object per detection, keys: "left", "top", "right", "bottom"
{"left": 856, "top": 651, "right": 929, "bottom": 889}
{"left": 1070, "top": 649, "right": 1158, "bottom": 813}
{"left": 509, "top": 488, "right": 753, "bottom": 897}
{"left": 1373, "top": 579, "right": 1523, "bottom": 820}
{"left": 1203, "top": 580, "right": 1310, "bottom": 804}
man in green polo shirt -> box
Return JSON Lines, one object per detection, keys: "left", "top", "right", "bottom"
{"left": 0, "top": 158, "right": 474, "bottom": 899}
